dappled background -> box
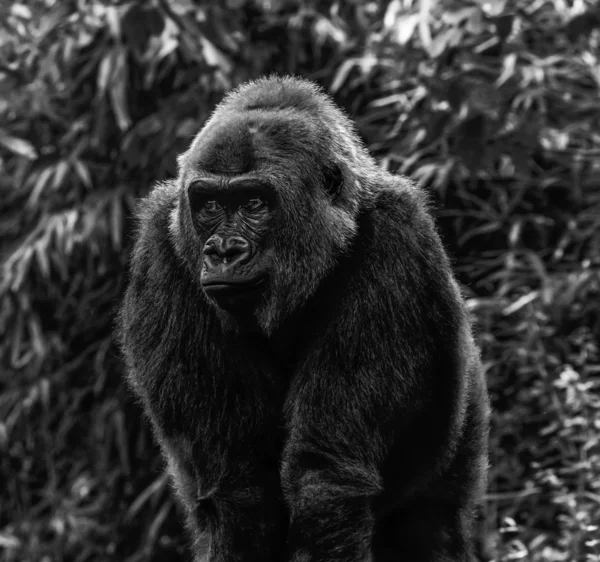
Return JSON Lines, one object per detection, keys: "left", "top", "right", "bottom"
{"left": 1, "top": 0, "right": 600, "bottom": 560}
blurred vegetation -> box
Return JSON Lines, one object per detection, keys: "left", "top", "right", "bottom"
{"left": 1, "top": 0, "right": 600, "bottom": 560}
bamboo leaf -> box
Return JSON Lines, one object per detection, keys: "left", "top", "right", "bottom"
{"left": 330, "top": 59, "right": 356, "bottom": 93}
{"left": 27, "top": 167, "right": 54, "bottom": 207}
{"left": 97, "top": 51, "right": 115, "bottom": 95}
{"left": 73, "top": 160, "right": 92, "bottom": 188}
{"left": 52, "top": 161, "right": 70, "bottom": 190}
{"left": 34, "top": 243, "right": 51, "bottom": 279}
{"left": 109, "top": 48, "right": 131, "bottom": 131}
{"left": 0, "top": 135, "right": 37, "bottom": 159}
{"left": 394, "top": 14, "right": 420, "bottom": 45}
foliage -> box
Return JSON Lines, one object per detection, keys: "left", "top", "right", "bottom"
{"left": 1, "top": 0, "right": 599, "bottom": 560}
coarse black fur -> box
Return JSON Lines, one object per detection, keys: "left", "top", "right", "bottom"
{"left": 118, "top": 75, "right": 490, "bottom": 562}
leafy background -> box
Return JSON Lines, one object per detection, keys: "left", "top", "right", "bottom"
{"left": 1, "top": 0, "right": 599, "bottom": 560}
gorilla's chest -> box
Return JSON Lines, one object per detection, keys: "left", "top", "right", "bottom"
{"left": 154, "top": 343, "right": 290, "bottom": 466}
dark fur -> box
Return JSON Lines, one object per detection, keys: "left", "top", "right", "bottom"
{"left": 119, "top": 76, "right": 490, "bottom": 562}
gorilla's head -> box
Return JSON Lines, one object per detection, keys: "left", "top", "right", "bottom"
{"left": 170, "top": 76, "right": 376, "bottom": 333}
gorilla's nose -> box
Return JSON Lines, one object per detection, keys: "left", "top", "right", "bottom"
{"left": 204, "top": 235, "right": 250, "bottom": 267}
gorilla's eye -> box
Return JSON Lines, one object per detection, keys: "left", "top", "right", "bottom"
{"left": 204, "top": 200, "right": 219, "bottom": 213}
{"left": 244, "top": 198, "right": 265, "bottom": 211}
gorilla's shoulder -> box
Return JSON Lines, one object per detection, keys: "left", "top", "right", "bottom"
{"left": 135, "top": 180, "right": 179, "bottom": 229}
{"left": 369, "top": 173, "right": 436, "bottom": 235}
{"left": 129, "top": 179, "right": 180, "bottom": 271}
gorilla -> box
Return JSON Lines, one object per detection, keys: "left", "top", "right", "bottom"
{"left": 119, "top": 75, "right": 490, "bottom": 562}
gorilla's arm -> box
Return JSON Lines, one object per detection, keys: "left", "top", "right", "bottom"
{"left": 281, "top": 183, "right": 483, "bottom": 562}
{"left": 120, "top": 183, "right": 287, "bottom": 562}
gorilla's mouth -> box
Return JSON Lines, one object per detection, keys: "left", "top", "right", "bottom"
{"left": 202, "top": 277, "right": 265, "bottom": 297}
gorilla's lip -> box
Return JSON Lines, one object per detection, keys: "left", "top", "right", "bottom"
{"left": 202, "top": 277, "right": 265, "bottom": 294}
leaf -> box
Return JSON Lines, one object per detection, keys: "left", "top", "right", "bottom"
{"left": 169, "top": 0, "right": 196, "bottom": 15}
{"left": 540, "top": 128, "right": 569, "bottom": 151}
{"left": 136, "top": 116, "right": 163, "bottom": 137}
{"left": 418, "top": 0, "right": 432, "bottom": 50}
{"left": 465, "top": 8, "right": 485, "bottom": 35}
{"left": 34, "top": 243, "right": 51, "bottom": 278}
{"left": 51, "top": 160, "right": 70, "bottom": 190}
{"left": 11, "top": 3, "right": 32, "bottom": 19}
{"left": 412, "top": 163, "right": 439, "bottom": 186}
{"left": 38, "top": 378, "right": 50, "bottom": 409}
{"left": 38, "top": 3, "right": 69, "bottom": 40}
{"left": 433, "top": 159, "right": 455, "bottom": 198}
{"left": 105, "top": 6, "right": 121, "bottom": 38}
{"left": 330, "top": 59, "right": 356, "bottom": 94}
{"left": 145, "top": 501, "right": 172, "bottom": 550}
{"left": 73, "top": 160, "right": 92, "bottom": 188}
{"left": 0, "top": 422, "right": 8, "bottom": 452}
{"left": 383, "top": 0, "right": 402, "bottom": 29}
{"left": 503, "top": 292, "right": 539, "bottom": 316}
{"left": 458, "top": 221, "right": 502, "bottom": 246}
{"left": 393, "top": 14, "right": 420, "bottom": 45}
{"left": 63, "top": 210, "right": 78, "bottom": 255}
{"left": 200, "top": 37, "right": 232, "bottom": 73}
{"left": 481, "top": 0, "right": 507, "bottom": 17}
{"left": 97, "top": 51, "right": 115, "bottom": 95}
{"left": 151, "top": 31, "right": 179, "bottom": 63}
{"left": 0, "top": 135, "right": 37, "bottom": 159}
{"left": 10, "top": 246, "right": 33, "bottom": 291}
{"left": 368, "top": 93, "right": 406, "bottom": 108}
{"left": 126, "top": 475, "right": 168, "bottom": 521}
{"left": 176, "top": 118, "right": 199, "bottom": 138}
{"left": 109, "top": 48, "right": 132, "bottom": 131}
{"left": 314, "top": 17, "right": 346, "bottom": 46}
{"left": 0, "top": 534, "right": 20, "bottom": 549}
{"left": 428, "top": 28, "right": 463, "bottom": 59}
{"left": 442, "top": 7, "right": 478, "bottom": 26}
{"left": 497, "top": 52, "right": 517, "bottom": 87}
{"left": 27, "top": 167, "right": 54, "bottom": 207}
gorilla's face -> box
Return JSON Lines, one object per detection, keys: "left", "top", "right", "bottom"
{"left": 176, "top": 101, "right": 361, "bottom": 333}
{"left": 186, "top": 176, "right": 275, "bottom": 312}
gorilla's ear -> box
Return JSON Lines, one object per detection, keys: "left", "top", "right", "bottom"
{"left": 324, "top": 163, "right": 343, "bottom": 201}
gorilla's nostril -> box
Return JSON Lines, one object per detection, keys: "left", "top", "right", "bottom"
{"left": 223, "top": 236, "right": 249, "bottom": 256}
{"left": 204, "top": 235, "right": 250, "bottom": 266}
